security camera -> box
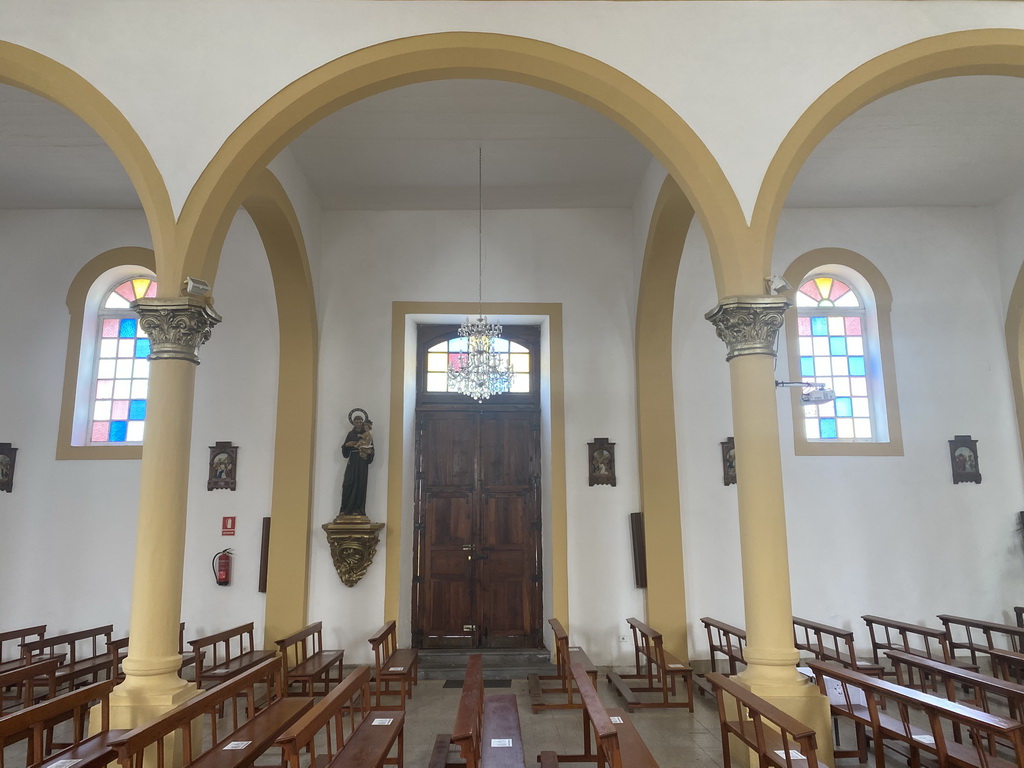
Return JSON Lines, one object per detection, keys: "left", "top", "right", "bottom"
{"left": 183, "top": 276, "right": 211, "bottom": 297}
{"left": 765, "top": 275, "right": 792, "bottom": 295}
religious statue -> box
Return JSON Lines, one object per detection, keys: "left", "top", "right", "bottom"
{"left": 339, "top": 408, "right": 375, "bottom": 516}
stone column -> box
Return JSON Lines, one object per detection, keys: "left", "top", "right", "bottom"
{"left": 705, "top": 296, "right": 833, "bottom": 764}
{"left": 107, "top": 297, "right": 221, "bottom": 728}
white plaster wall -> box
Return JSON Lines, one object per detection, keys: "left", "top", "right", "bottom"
{"left": 181, "top": 211, "right": 280, "bottom": 647}
{"left": 2, "top": 2, "right": 1021, "bottom": 219}
{"left": 676, "top": 205, "right": 1024, "bottom": 659}
{"left": 307, "top": 207, "right": 644, "bottom": 665}
{"left": 0, "top": 210, "right": 152, "bottom": 637}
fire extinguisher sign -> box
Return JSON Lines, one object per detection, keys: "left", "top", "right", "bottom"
{"left": 222, "top": 516, "right": 236, "bottom": 536}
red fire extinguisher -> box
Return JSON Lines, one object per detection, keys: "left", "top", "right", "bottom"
{"left": 212, "top": 549, "right": 233, "bottom": 586}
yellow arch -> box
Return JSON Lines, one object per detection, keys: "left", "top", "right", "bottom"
{"left": 238, "top": 170, "right": 320, "bottom": 648}
{"left": 176, "top": 32, "right": 745, "bottom": 292}
{"left": 753, "top": 28, "right": 1024, "bottom": 276}
{"left": 0, "top": 42, "right": 175, "bottom": 282}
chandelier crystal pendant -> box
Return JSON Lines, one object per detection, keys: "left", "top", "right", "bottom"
{"left": 447, "top": 147, "right": 515, "bottom": 402}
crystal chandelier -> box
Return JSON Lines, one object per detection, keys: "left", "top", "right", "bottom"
{"left": 447, "top": 148, "right": 515, "bottom": 402}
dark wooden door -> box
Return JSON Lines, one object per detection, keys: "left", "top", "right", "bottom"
{"left": 413, "top": 410, "right": 541, "bottom": 648}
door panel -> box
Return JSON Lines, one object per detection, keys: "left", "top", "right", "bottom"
{"left": 414, "top": 410, "right": 541, "bottom": 648}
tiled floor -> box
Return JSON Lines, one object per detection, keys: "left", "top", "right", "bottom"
{"left": 402, "top": 673, "right": 727, "bottom": 767}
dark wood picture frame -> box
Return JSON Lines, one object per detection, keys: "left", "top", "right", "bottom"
{"left": 629, "top": 512, "right": 648, "bottom": 588}
{"left": 721, "top": 436, "right": 736, "bottom": 486}
{"left": 949, "top": 434, "right": 981, "bottom": 484}
{"left": 0, "top": 443, "right": 17, "bottom": 493}
{"left": 258, "top": 517, "right": 271, "bottom": 593}
{"left": 588, "top": 437, "right": 616, "bottom": 487}
{"left": 208, "top": 441, "right": 238, "bottom": 491}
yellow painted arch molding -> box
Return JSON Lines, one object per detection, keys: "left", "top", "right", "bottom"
{"left": 176, "top": 31, "right": 746, "bottom": 293}
{"left": 0, "top": 42, "right": 175, "bottom": 282}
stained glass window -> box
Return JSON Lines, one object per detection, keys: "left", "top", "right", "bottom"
{"left": 426, "top": 336, "right": 530, "bottom": 393}
{"left": 89, "top": 277, "right": 157, "bottom": 444}
{"left": 795, "top": 276, "right": 872, "bottom": 441}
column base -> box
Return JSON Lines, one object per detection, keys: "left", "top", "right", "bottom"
{"left": 90, "top": 670, "right": 200, "bottom": 735}
{"left": 730, "top": 666, "right": 835, "bottom": 768}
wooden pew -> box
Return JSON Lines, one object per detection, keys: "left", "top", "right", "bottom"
{"left": 1015, "top": 607, "right": 1024, "bottom": 629}
{"left": 701, "top": 617, "right": 746, "bottom": 680}
{"left": 861, "top": 614, "right": 977, "bottom": 675}
{"left": 528, "top": 618, "right": 597, "bottom": 713}
{"left": 606, "top": 617, "right": 693, "bottom": 711}
{"left": 21, "top": 626, "right": 118, "bottom": 692}
{"left": 110, "top": 657, "right": 313, "bottom": 768}
{"left": 429, "top": 654, "right": 525, "bottom": 768}
{"left": 187, "top": 622, "right": 275, "bottom": 691}
{"left": 0, "top": 679, "right": 129, "bottom": 768}
{"left": 539, "top": 662, "right": 658, "bottom": 768}
{"left": 367, "top": 621, "right": 418, "bottom": 711}
{"left": 275, "top": 665, "right": 403, "bottom": 768}
{"left": 707, "top": 671, "right": 827, "bottom": 768}
{"left": 0, "top": 626, "right": 46, "bottom": 675}
{"left": 793, "top": 616, "right": 885, "bottom": 677}
{"left": 990, "top": 647, "right": 1024, "bottom": 685}
{"left": 886, "top": 649, "right": 1024, "bottom": 723}
{"left": 938, "top": 614, "right": 1024, "bottom": 668}
{"left": 806, "top": 659, "right": 1024, "bottom": 768}
{"left": 1, "top": 659, "right": 59, "bottom": 715}
{"left": 274, "top": 620, "right": 344, "bottom": 696}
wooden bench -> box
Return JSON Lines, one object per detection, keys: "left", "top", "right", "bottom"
{"left": 527, "top": 618, "right": 596, "bottom": 713}
{"left": 807, "top": 659, "right": 1024, "bottom": 768}
{"left": 990, "top": 647, "right": 1024, "bottom": 685}
{"left": 793, "top": 616, "right": 885, "bottom": 677}
{"left": 0, "top": 626, "right": 46, "bottom": 675}
{"left": 539, "top": 662, "right": 658, "bottom": 768}
{"left": 707, "top": 671, "right": 826, "bottom": 768}
{"left": 606, "top": 617, "right": 693, "bottom": 711}
{"left": 0, "top": 678, "right": 129, "bottom": 768}
{"left": 938, "top": 614, "right": 1024, "bottom": 668}
{"left": 1, "top": 658, "right": 59, "bottom": 715}
{"left": 862, "top": 614, "right": 977, "bottom": 676}
{"left": 367, "top": 621, "right": 418, "bottom": 711}
{"left": 110, "top": 656, "right": 313, "bottom": 768}
{"left": 275, "top": 665, "right": 403, "bottom": 768}
{"left": 274, "top": 621, "right": 344, "bottom": 696}
{"left": 428, "top": 654, "right": 525, "bottom": 768}
{"left": 187, "top": 622, "right": 276, "bottom": 691}
{"left": 21, "top": 626, "right": 118, "bottom": 692}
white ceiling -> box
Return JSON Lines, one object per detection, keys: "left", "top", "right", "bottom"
{"left": 2, "top": 75, "right": 1024, "bottom": 212}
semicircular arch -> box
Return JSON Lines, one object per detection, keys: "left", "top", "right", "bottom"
{"left": 0, "top": 42, "right": 175, "bottom": 280}
{"left": 176, "top": 31, "right": 745, "bottom": 293}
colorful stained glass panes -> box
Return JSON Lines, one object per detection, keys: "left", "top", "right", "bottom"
{"left": 91, "top": 277, "right": 157, "bottom": 444}
{"left": 425, "top": 337, "right": 530, "bottom": 393}
{"left": 797, "top": 275, "right": 872, "bottom": 441}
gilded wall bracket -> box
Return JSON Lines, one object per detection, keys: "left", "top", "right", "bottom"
{"left": 322, "top": 515, "right": 385, "bottom": 587}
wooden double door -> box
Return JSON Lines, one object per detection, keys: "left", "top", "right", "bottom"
{"left": 412, "top": 409, "right": 542, "bottom": 648}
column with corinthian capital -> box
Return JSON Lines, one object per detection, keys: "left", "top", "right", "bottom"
{"left": 705, "top": 296, "right": 832, "bottom": 761}
{"left": 106, "top": 296, "right": 221, "bottom": 728}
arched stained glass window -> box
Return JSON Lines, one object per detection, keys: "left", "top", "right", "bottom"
{"left": 425, "top": 336, "right": 531, "bottom": 394}
{"left": 89, "top": 277, "right": 157, "bottom": 444}
{"left": 795, "top": 275, "right": 872, "bottom": 440}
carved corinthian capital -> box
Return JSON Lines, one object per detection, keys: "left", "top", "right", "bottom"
{"left": 131, "top": 297, "right": 222, "bottom": 365}
{"left": 705, "top": 295, "right": 792, "bottom": 361}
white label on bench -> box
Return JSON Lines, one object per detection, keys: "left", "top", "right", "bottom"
{"left": 610, "top": 716, "right": 624, "bottom": 724}
{"left": 224, "top": 742, "right": 252, "bottom": 750}
{"left": 668, "top": 663, "right": 686, "bottom": 668}
{"left": 372, "top": 718, "right": 394, "bottom": 726}
{"left": 491, "top": 739, "right": 513, "bottom": 748}
{"left": 774, "top": 751, "right": 806, "bottom": 761}
{"left": 914, "top": 735, "right": 935, "bottom": 745}
{"left": 50, "top": 760, "right": 82, "bottom": 768}
{"left": 389, "top": 666, "right": 405, "bottom": 672}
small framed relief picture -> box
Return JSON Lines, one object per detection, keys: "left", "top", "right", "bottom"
{"left": 588, "top": 438, "right": 615, "bottom": 487}
{"left": 0, "top": 443, "right": 17, "bottom": 493}
{"left": 721, "top": 437, "right": 736, "bottom": 486}
{"left": 208, "top": 441, "right": 238, "bottom": 491}
{"left": 949, "top": 435, "right": 981, "bottom": 485}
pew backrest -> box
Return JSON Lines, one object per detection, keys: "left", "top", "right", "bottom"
{"left": 701, "top": 617, "right": 746, "bottom": 675}
{"left": 21, "top": 626, "right": 115, "bottom": 690}
{"left": 187, "top": 622, "right": 275, "bottom": 691}
{"left": 938, "top": 614, "right": 1024, "bottom": 667}
{"left": 0, "top": 658, "right": 59, "bottom": 713}
{"left": 793, "top": 616, "right": 884, "bottom": 676}
{"left": 861, "top": 615, "right": 956, "bottom": 666}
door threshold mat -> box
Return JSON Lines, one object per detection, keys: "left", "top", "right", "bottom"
{"left": 443, "top": 679, "right": 513, "bottom": 689}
